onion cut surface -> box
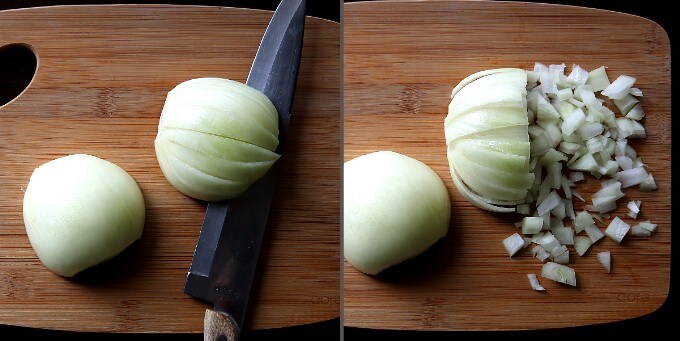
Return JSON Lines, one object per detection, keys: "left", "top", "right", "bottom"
{"left": 445, "top": 68, "right": 534, "bottom": 212}
{"left": 155, "top": 77, "right": 280, "bottom": 201}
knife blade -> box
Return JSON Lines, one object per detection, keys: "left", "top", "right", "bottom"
{"left": 183, "top": 1, "right": 305, "bottom": 340}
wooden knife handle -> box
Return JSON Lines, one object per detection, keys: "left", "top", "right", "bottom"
{"left": 204, "top": 308, "right": 239, "bottom": 341}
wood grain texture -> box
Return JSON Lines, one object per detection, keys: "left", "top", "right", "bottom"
{"left": 0, "top": 5, "right": 339, "bottom": 333}
{"left": 344, "top": 0, "right": 670, "bottom": 331}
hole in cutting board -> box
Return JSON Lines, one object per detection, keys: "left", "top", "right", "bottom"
{"left": 0, "top": 43, "right": 37, "bottom": 107}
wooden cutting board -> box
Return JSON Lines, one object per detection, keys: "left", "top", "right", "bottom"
{"left": 0, "top": 5, "right": 339, "bottom": 333}
{"left": 344, "top": 0, "right": 670, "bottom": 331}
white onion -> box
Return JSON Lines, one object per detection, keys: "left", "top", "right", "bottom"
{"left": 597, "top": 251, "right": 611, "bottom": 273}
{"left": 604, "top": 216, "right": 630, "bottom": 244}
{"left": 601, "top": 75, "right": 636, "bottom": 100}
{"left": 503, "top": 233, "right": 527, "bottom": 257}
{"left": 23, "top": 155, "right": 145, "bottom": 277}
{"left": 155, "top": 78, "right": 280, "bottom": 201}
{"left": 522, "top": 216, "right": 544, "bottom": 234}
{"left": 586, "top": 66, "right": 610, "bottom": 92}
{"left": 552, "top": 227, "right": 574, "bottom": 245}
{"left": 631, "top": 220, "right": 657, "bottom": 236}
{"left": 614, "top": 167, "right": 648, "bottom": 188}
{"left": 574, "top": 236, "right": 592, "bottom": 256}
{"left": 445, "top": 69, "right": 534, "bottom": 212}
{"left": 527, "top": 274, "right": 546, "bottom": 291}
{"left": 343, "top": 151, "right": 451, "bottom": 275}
{"left": 541, "top": 262, "right": 576, "bottom": 286}
{"left": 531, "top": 245, "right": 550, "bottom": 262}
{"left": 585, "top": 225, "right": 605, "bottom": 243}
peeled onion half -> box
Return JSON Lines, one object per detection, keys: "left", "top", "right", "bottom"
{"left": 445, "top": 68, "right": 534, "bottom": 212}
{"left": 23, "top": 154, "right": 145, "bottom": 277}
{"left": 155, "top": 78, "right": 280, "bottom": 201}
{"left": 344, "top": 151, "right": 451, "bottom": 275}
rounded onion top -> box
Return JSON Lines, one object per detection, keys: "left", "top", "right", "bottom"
{"left": 155, "top": 78, "right": 281, "bottom": 201}
{"left": 344, "top": 151, "right": 451, "bottom": 275}
{"left": 23, "top": 154, "right": 145, "bottom": 277}
{"left": 445, "top": 68, "right": 534, "bottom": 212}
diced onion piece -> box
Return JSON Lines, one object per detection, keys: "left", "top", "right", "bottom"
{"left": 557, "top": 88, "right": 573, "bottom": 101}
{"left": 601, "top": 75, "right": 636, "bottom": 100}
{"left": 613, "top": 94, "right": 639, "bottom": 115}
{"left": 562, "top": 108, "right": 586, "bottom": 135}
{"left": 531, "top": 245, "right": 551, "bottom": 262}
{"left": 574, "top": 236, "right": 593, "bottom": 256}
{"left": 627, "top": 200, "right": 640, "bottom": 220}
{"left": 522, "top": 216, "right": 544, "bottom": 234}
{"left": 527, "top": 273, "right": 546, "bottom": 291}
{"left": 625, "top": 103, "right": 645, "bottom": 120}
{"left": 631, "top": 220, "right": 657, "bottom": 236}
{"left": 568, "top": 64, "right": 589, "bottom": 84}
{"left": 551, "top": 245, "right": 569, "bottom": 264}
{"left": 613, "top": 167, "right": 648, "bottom": 188}
{"left": 585, "top": 225, "right": 605, "bottom": 243}
{"left": 615, "top": 156, "right": 634, "bottom": 171}
{"left": 586, "top": 66, "right": 610, "bottom": 92}
{"left": 535, "top": 231, "right": 561, "bottom": 254}
{"left": 593, "top": 181, "right": 625, "bottom": 200}
{"left": 552, "top": 227, "right": 574, "bottom": 245}
{"left": 604, "top": 216, "right": 630, "bottom": 244}
{"left": 574, "top": 211, "right": 595, "bottom": 233}
{"left": 639, "top": 174, "right": 658, "bottom": 191}
{"left": 577, "top": 121, "right": 604, "bottom": 140}
{"left": 629, "top": 87, "right": 643, "bottom": 97}
{"left": 569, "top": 171, "right": 584, "bottom": 182}
{"left": 503, "top": 233, "right": 527, "bottom": 257}
{"left": 537, "top": 190, "right": 561, "bottom": 216}
{"left": 568, "top": 153, "right": 599, "bottom": 172}
{"left": 597, "top": 251, "right": 611, "bottom": 273}
{"left": 541, "top": 262, "right": 576, "bottom": 286}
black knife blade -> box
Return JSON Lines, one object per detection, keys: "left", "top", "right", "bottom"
{"left": 183, "top": 1, "right": 305, "bottom": 339}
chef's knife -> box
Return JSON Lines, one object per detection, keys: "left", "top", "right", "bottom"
{"left": 183, "top": 0, "right": 305, "bottom": 340}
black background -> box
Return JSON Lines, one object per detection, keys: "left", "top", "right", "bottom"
{"left": 0, "top": 0, "right": 675, "bottom": 340}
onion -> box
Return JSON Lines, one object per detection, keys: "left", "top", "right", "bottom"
{"left": 155, "top": 78, "right": 280, "bottom": 201}
{"left": 445, "top": 68, "right": 534, "bottom": 212}
{"left": 631, "top": 220, "right": 657, "bottom": 236}
{"left": 541, "top": 262, "right": 576, "bottom": 286}
{"left": 527, "top": 274, "right": 546, "bottom": 291}
{"left": 343, "top": 151, "right": 451, "bottom": 275}
{"left": 521, "top": 217, "right": 543, "bottom": 234}
{"left": 531, "top": 245, "right": 550, "bottom": 262}
{"left": 604, "top": 216, "right": 630, "bottom": 244}
{"left": 585, "top": 225, "right": 605, "bottom": 243}
{"left": 503, "top": 233, "right": 527, "bottom": 257}
{"left": 574, "top": 236, "right": 592, "bottom": 256}
{"left": 597, "top": 251, "right": 611, "bottom": 273}
{"left": 23, "top": 154, "right": 145, "bottom": 277}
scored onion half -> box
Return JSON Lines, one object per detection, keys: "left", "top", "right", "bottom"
{"left": 155, "top": 78, "right": 281, "bottom": 201}
{"left": 445, "top": 68, "right": 534, "bottom": 212}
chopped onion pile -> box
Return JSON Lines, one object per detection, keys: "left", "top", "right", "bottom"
{"left": 496, "top": 63, "right": 659, "bottom": 289}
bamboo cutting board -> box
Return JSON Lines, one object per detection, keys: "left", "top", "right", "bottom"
{"left": 0, "top": 5, "right": 339, "bottom": 333}
{"left": 344, "top": 0, "right": 670, "bottom": 331}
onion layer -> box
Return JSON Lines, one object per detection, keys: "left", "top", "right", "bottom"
{"left": 445, "top": 68, "right": 534, "bottom": 212}
{"left": 344, "top": 151, "right": 451, "bottom": 275}
{"left": 155, "top": 78, "right": 280, "bottom": 201}
{"left": 23, "top": 154, "right": 145, "bottom": 277}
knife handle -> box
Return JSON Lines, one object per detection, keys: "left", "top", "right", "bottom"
{"left": 204, "top": 309, "right": 239, "bottom": 341}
